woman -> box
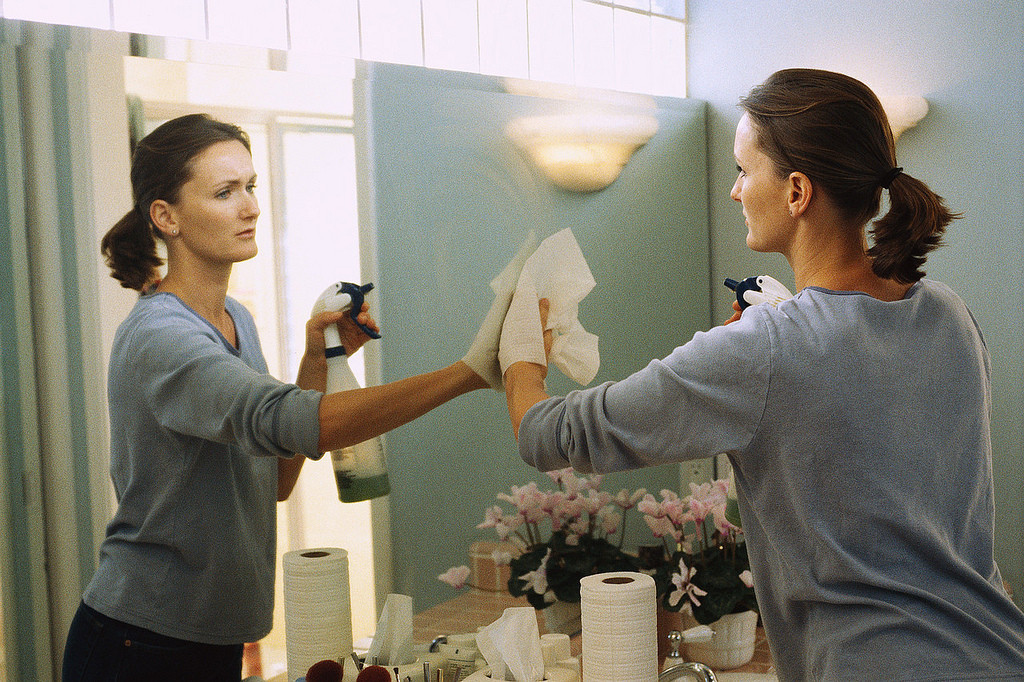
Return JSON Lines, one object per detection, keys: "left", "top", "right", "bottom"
{"left": 502, "top": 70, "right": 1024, "bottom": 680}
{"left": 63, "top": 113, "right": 502, "bottom": 681}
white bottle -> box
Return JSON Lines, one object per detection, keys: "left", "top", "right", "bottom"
{"left": 313, "top": 281, "right": 391, "bottom": 503}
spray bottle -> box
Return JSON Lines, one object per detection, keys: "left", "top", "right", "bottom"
{"left": 724, "top": 275, "right": 793, "bottom": 310}
{"left": 312, "top": 281, "right": 391, "bottom": 503}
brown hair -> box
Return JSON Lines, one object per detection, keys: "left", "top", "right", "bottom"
{"left": 739, "top": 68, "right": 959, "bottom": 284}
{"left": 101, "top": 113, "right": 252, "bottom": 290}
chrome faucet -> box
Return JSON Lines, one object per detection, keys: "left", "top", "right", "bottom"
{"left": 659, "top": 661, "right": 718, "bottom": 682}
{"left": 659, "top": 628, "right": 717, "bottom": 682}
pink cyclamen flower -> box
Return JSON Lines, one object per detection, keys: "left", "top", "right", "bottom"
{"left": 712, "top": 504, "right": 740, "bottom": 536}
{"left": 477, "top": 505, "right": 505, "bottom": 530}
{"left": 668, "top": 557, "right": 707, "bottom": 614}
{"left": 438, "top": 565, "right": 472, "bottom": 589}
{"left": 659, "top": 488, "right": 682, "bottom": 504}
{"left": 542, "top": 491, "right": 567, "bottom": 514}
{"left": 637, "top": 493, "right": 662, "bottom": 517}
{"left": 686, "top": 481, "right": 726, "bottom": 525}
{"left": 566, "top": 517, "right": 589, "bottom": 542}
{"left": 601, "top": 510, "right": 622, "bottom": 535}
{"left": 560, "top": 471, "right": 584, "bottom": 497}
{"left": 494, "top": 515, "right": 523, "bottom": 541}
{"left": 546, "top": 468, "right": 572, "bottom": 486}
{"left": 584, "top": 490, "right": 612, "bottom": 515}
{"left": 613, "top": 488, "right": 647, "bottom": 510}
{"left": 519, "top": 548, "right": 552, "bottom": 595}
{"left": 644, "top": 515, "right": 681, "bottom": 542}
{"left": 662, "top": 496, "right": 689, "bottom": 526}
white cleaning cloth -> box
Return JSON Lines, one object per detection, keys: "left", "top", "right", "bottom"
{"left": 365, "top": 593, "right": 415, "bottom": 667}
{"left": 499, "top": 228, "right": 599, "bottom": 385}
{"left": 462, "top": 232, "right": 539, "bottom": 389}
{"left": 476, "top": 607, "right": 545, "bottom": 682}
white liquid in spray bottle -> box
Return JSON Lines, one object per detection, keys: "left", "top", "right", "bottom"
{"left": 312, "top": 281, "right": 391, "bottom": 503}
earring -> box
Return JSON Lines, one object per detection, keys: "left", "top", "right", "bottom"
{"left": 171, "top": 229, "right": 179, "bottom": 236}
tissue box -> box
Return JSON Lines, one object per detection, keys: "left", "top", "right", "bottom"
{"left": 470, "top": 542, "right": 517, "bottom": 592}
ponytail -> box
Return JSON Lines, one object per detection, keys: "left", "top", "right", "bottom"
{"left": 867, "top": 173, "right": 960, "bottom": 284}
{"left": 101, "top": 208, "right": 163, "bottom": 291}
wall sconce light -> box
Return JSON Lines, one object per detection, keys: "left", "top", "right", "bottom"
{"left": 506, "top": 113, "right": 659, "bottom": 193}
{"left": 879, "top": 95, "right": 929, "bottom": 140}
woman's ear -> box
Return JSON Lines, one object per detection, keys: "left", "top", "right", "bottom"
{"left": 787, "top": 172, "right": 813, "bottom": 217}
{"left": 149, "top": 199, "right": 178, "bottom": 238}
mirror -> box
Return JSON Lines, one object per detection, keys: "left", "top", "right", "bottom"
{"left": 0, "top": 19, "right": 712, "bottom": 681}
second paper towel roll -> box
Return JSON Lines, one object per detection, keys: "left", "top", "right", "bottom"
{"left": 283, "top": 547, "right": 353, "bottom": 682}
{"left": 580, "top": 571, "right": 658, "bottom": 682}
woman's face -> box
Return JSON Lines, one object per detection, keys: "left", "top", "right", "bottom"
{"left": 730, "top": 113, "right": 793, "bottom": 255}
{"left": 169, "top": 139, "right": 260, "bottom": 266}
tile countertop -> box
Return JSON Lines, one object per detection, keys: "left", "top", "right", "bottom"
{"left": 411, "top": 588, "right": 775, "bottom": 676}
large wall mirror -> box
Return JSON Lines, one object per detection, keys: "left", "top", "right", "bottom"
{"left": 0, "top": 19, "right": 711, "bottom": 681}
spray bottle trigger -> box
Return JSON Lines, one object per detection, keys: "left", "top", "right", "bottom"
{"left": 339, "top": 282, "right": 382, "bottom": 340}
{"left": 724, "top": 275, "right": 793, "bottom": 310}
{"left": 724, "top": 276, "right": 762, "bottom": 310}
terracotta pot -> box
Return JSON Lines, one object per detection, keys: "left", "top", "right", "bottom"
{"left": 684, "top": 610, "right": 758, "bottom": 670}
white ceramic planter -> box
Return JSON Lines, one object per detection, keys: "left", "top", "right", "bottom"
{"left": 684, "top": 610, "right": 758, "bottom": 670}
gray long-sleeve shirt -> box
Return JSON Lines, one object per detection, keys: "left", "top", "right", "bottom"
{"left": 519, "top": 279, "right": 1024, "bottom": 681}
{"left": 84, "top": 292, "right": 323, "bottom": 645}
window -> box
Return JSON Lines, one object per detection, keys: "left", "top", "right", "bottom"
{"left": 2, "top": 0, "right": 687, "bottom": 96}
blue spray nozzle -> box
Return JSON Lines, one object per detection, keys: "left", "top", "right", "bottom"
{"left": 339, "top": 282, "right": 381, "bottom": 340}
{"left": 724, "top": 275, "right": 794, "bottom": 310}
{"left": 724, "top": 276, "right": 761, "bottom": 310}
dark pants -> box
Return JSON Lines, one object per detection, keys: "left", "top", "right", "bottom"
{"left": 62, "top": 601, "right": 243, "bottom": 682}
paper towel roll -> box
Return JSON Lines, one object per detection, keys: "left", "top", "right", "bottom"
{"left": 580, "top": 572, "right": 658, "bottom": 682}
{"left": 283, "top": 548, "right": 353, "bottom": 682}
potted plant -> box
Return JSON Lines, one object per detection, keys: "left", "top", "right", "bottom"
{"left": 638, "top": 478, "right": 759, "bottom": 669}
{"left": 440, "top": 468, "right": 645, "bottom": 634}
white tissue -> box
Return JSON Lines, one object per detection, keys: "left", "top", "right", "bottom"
{"left": 462, "top": 231, "right": 539, "bottom": 389}
{"left": 365, "top": 593, "right": 415, "bottom": 667}
{"left": 476, "top": 606, "right": 546, "bottom": 682}
{"left": 499, "top": 228, "right": 600, "bottom": 385}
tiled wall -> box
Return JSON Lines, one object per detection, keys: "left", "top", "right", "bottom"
{"left": 0, "top": 0, "right": 687, "bottom": 96}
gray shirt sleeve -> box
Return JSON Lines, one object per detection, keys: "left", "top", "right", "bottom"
{"left": 518, "top": 314, "right": 772, "bottom": 473}
{"left": 122, "top": 297, "right": 323, "bottom": 459}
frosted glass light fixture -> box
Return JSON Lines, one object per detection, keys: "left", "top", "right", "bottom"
{"left": 879, "top": 95, "right": 928, "bottom": 140}
{"left": 506, "top": 113, "right": 658, "bottom": 192}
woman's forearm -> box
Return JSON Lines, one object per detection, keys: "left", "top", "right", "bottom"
{"left": 278, "top": 350, "right": 328, "bottom": 500}
{"left": 317, "top": 360, "right": 486, "bottom": 452}
{"left": 504, "top": 361, "right": 550, "bottom": 440}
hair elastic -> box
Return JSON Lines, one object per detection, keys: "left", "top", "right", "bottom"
{"left": 880, "top": 166, "right": 903, "bottom": 189}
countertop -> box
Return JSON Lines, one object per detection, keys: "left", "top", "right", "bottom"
{"left": 412, "top": 588, "right": 775, "bottom": 676}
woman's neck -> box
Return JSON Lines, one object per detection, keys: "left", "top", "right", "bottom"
{"left": 156, "top": 265, "right": 236, "bottom": 343}
{"left": 787, "top": 219, "right": 911, "bottom": 302}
